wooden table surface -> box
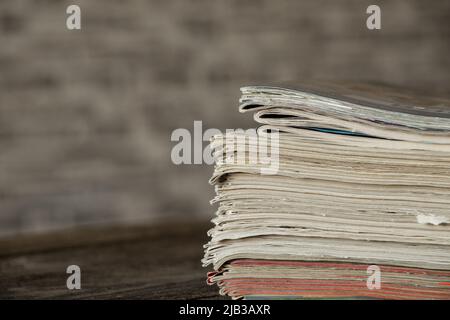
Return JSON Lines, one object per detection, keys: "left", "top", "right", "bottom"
{"left": 0, "top": 221, "right": 223, "bottom": 299}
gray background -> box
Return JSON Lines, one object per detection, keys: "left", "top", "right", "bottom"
{"left": 0, "top": 0, "right": 449, "bottom": 236}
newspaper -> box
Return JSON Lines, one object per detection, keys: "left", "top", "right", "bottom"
{"left": 202, "top": 82, "right": 450, "bottom": 299}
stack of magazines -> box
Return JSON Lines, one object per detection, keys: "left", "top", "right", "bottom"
{"left": 202, "top": 82, "right": 450, "bottom": 299}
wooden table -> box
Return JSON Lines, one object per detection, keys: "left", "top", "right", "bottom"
{"left": 0, "top": 221, "right": 223, "bottom": 299}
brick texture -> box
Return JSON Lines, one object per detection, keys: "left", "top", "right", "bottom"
{"left": 0, "top": 0, "right": 449, "bottom": 236}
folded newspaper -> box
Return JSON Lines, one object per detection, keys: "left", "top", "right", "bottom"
{"left": 202, "top": 81, "right": 450, "bottom": 299}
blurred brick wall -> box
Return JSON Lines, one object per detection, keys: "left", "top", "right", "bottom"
{"left": 0, "top": 0, "right": 449, "bottom": 236}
